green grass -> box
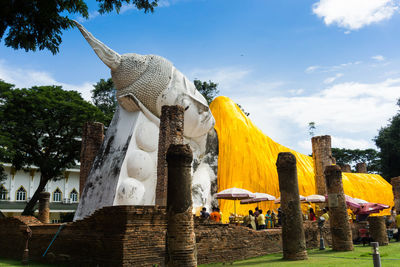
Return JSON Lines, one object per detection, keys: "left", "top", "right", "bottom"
{"left": 2, "top": 243, "right": 400, "bottom": 267}
{"left": 200, "top": 242, "right": 400, "bottom": 267}
{"left": 0, "top": 258, "right": 55, "bottom": 267}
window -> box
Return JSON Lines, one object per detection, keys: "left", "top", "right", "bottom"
{"left": 70, "top": 189, "right": 78, "bottom": 203}
{"left": 16, "top": 186, "right": 27, "bottom": 201}
{"left": 53, "top": 188, "right": 62, "bottom": 202}
{"left": 0, "top": 185, "right": 7, "bottom": 200}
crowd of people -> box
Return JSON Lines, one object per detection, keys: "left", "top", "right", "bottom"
{"left": 243, "top": 207, "right": 283, "bottom": 230}
{"left": 200, "top": 207, "right": 222, "bottom": 222}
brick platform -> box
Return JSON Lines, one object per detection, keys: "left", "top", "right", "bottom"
{"left": 0, "top": 206, "right": 332, "bottom": 266}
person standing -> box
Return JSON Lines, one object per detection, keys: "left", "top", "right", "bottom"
{"left": 265, "top": 210, "right": 272, "bottom": 228}
{"left": 309, "top": 208, "right": 316, "bottom": 221}
{"left": 248, "top": 210, "right": 256, "bottom": 230}
{"left": 271, "top": 211, "right": 276, "bottom": 228}
{"left": 200, "top": 207, "right": 210, "bottom": 219}
{"left": 396, "top": 212, "right": 400, "bottom": 242}
{"left": 257, "top": 209, "right": 266, "bottom": 230}
{"left": 209, "top": 207, "right": 221, "bottom": 222}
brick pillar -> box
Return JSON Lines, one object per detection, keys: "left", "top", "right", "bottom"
{"left": 391, "top": 177, "right": 400, "bottom": 213}
{"left": 166, "top": 144, "right": 197, "bottom": 267}
{"left": 276, "top": 152, "right": 308, "bottom": 260}
{"left": 356, "top": 162, "right": 367, "bottom": 173}
{"left": 79, "top": 122, "right": 104, "bottom": 196}
{"left": 312, "top": 135, "right": 333, "bottom": 195}
{"left": 340, "top": 164, "right": 351, "bottom": 173}
{"left": 38, "top": 192, "right": 50, "bottom": 223}
{"left": 325, "top": 165, "right": 353, "bottom": 251}
{"left": 368, "top": 217, "right": 389, "bottom": 246}
{"left": 156, "top": 105, "right": 184, "bottom": 206}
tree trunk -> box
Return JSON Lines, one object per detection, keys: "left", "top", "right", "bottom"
{"left": 22, "top": 176, "right": 48, "bottom": 216}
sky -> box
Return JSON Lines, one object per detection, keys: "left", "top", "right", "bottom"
{"left": 1, "top": 0, "right": 400, "bottom": 155}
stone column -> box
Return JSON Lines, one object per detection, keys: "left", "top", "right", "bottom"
{"left": 79, "top": 122, "right": 104, "bottom": 196}
{"left": 356, "top": 162, "right": 367, "bottom": 173}
{"left": 340, "top": 164, "right": 351, "bottom": 173}
{"left": 276, "top": 152, "right": 308, "bottom": 260}
{"left": 311, "top": 135, "right": 334, "bottom": 195}
{"left": 368, "top": 217, "right": 389, "bottom": 246}
{"left": 156, "top": 105, "right": 184, "bottom": 206}
{"left": 166, "top": 144, "right": 197, "bottom": 267}
{"left": 391, "top": 177, "right": 400, "bottom": 213}
{"left": 324, "top": 165, "right": 353, "bottom": 251}
{"left": 38, "top": 192, "right": 50, "bottom": 223}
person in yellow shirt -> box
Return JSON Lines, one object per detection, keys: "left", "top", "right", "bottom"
{"left": 321, "top": 208, "right": 329, "bottom": 221}
{"left": 396, "top": 213, "right": 400, "bottom": 241}
{"left": 257, "top": 210, "right": 266, "bottom": 230}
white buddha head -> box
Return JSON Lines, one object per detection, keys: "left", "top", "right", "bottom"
{"left": 75, "top": 21, "right": 214, "bottom": 138}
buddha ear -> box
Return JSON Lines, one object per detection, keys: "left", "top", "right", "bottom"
{"left": 74, "top": 20, "right": 121, "bottom": 71}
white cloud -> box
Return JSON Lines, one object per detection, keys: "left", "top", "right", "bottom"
{"left": 305, "top": 65, "right": 320, "bottom": 73}
{"left": 323, "top": 73, "right": 343, "bottom": 84}
{"left": 0, "top": 60, "right": 94, "bottom": 101}
{"left": 233, "top": 78, "right": 399, "bottom": 153}
{"left": 372, "top": 55, "right": 385, "bottom": 61}
{"left": 289, "top": 89, "right": 304, "bottom": 95}
{"left": 312, "top": 0, "right": 399, "bottom": 30}
{"left": 331, "top": 136, "right": 372, "bottom": 149}
{"left": 305, "top": 61, "right": 361, "bottom": 74}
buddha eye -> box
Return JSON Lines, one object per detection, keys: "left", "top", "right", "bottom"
{"left": 182, "top": 99, "right": 190, "bottom": 111}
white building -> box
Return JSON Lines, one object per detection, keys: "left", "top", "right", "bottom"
{"left": 0, "top": 164, "right": 80, "bottom": 223}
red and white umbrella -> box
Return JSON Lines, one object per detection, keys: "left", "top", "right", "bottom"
{"left": 353, "top": 198, "right": 368, "bottom": 205}
{"left": 355, "top": 203, "right": 390, "bottom": 215}
{"left": 304, "top": 194, "right": 326, "bottom": 203}
{"left": 216, "top": 187, "right": 255, "bottom": 200}
{"left": 344, "top": 195, "right": 362, "bottom": 209}
{"left": 274, "top": 195, "right": 305, "bottom": 204}
{"left": 216, "top": 188, "right": 255, "bottom": 216}
{"left": 240, "top": 192, "right": 276, "bottom": 204}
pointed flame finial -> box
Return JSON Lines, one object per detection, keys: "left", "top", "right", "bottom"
{"left": 74, "top": 20, "right": 121, "bottom": 71}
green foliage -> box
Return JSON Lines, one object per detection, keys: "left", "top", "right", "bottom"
{"left": 331, "top": 147, "right": 381, "bottom": 174}
{"left": 0, "top": 0, "right": 158, "bottom": 54}
{"left": 375, "top": 98, "right": 400, "bottom": 180}
{"left": 194, "top": 79, "right": 219, "bottom": 105}
{"left": 308, "top": 122, "right": 316, "bottom": 137}
{"left": 0, "top": 80, "right": 105, "bottom": 214}
{"left": 91, "top": 78, "right": 117, "bottom": 127}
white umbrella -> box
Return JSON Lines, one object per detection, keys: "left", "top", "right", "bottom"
{"left": 304, "top": 194, "right": 326, "bottom": 203}
{"left": 274, "top": 195, "right": 306, "bottom": 204}
{"left": 240, "top": 192, "right": 276, "bottom": 204}
{"left": 216, "top": 187, "right": 255, "bottom": 216}
{"left": 353, "top": 197, "right": 368, "bottom": 204}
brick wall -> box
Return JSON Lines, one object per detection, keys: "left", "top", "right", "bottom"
{"left": 0, "top": 207, "right": 333, "bottom": 266}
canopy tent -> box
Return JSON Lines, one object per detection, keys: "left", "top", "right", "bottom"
{"left": 210, "top": 96, "right": 394, "bottom": 222}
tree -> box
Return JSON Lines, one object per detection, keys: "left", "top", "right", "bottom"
{"left": 375, "top": 98, "right": 400, "bottom": 180}
{"left": 194, "top": 79, "right": 219, "bottom": 105}
{"left": 308, "top": 122, "right": 316, "bottom": 137}
{"left": 0, "top": 80, "right": 106, "bottom": 215}
{"left": 331, "top": 148, "right": 381, "bottom": 174}
{"left": 91, "top": 78, "right": 117, "bottom": 127}
{"left": 0, "top": 0, "right": 158, "bottom": 54}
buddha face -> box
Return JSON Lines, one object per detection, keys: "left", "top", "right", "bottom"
{"left": 157, "top": 68, "right": 215, "bottom": 138}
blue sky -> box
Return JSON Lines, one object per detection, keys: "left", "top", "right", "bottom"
{"left": 1, "top": 0, "right": 399, "bottom": 154}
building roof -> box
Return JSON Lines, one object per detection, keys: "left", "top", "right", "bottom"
{"left": 0, "top": 201, "right": 78, "bottom": 213}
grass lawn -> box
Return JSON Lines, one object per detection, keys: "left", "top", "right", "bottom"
{"left": 200, "top": 242, "right": 400, "bottom": 267}
{"left": 0, "top": 258, "right": 56, "bottom": 267}
{"left": 2, "top": 242, "right": 400, "bottom": 266}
